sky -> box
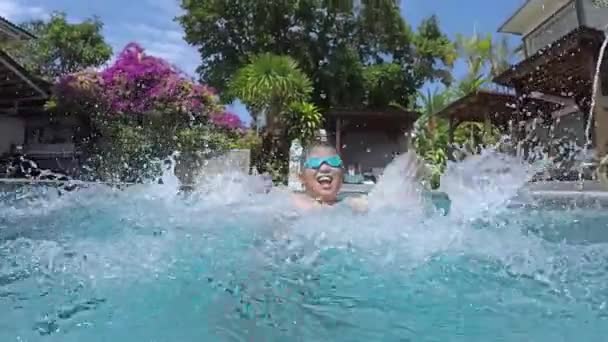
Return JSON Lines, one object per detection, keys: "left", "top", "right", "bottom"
{"left": 0, "top": 0, "right": 526, "bottom": 122}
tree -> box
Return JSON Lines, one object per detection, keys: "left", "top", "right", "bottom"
{"left": 228, "top": 53, "right": 322, "bottom": 182}
{"left": 489, "top": 35, "right": 515, "bottom": 78}
{"left": 5, "top": 12, "right": 112, "bottom": 80}
{"left": 452, "top": 33, "right": 513, "bottom": 152}
{"left": 416, "top": 87, "right": 453, "bottom": 133}
{"left": 410, "top": 32, "right": 516, "bottom": 188}
{"left": 228, "top": 53, "right": 313, "bottom": 131}
{"left": 454, "top": 32, "right": 519, "bottom": 96}
{"left": 178, "top": 0, "right": 455, "bottom": 110}
{"left": 410, "top": 87, "right": 454, "bottom": 188}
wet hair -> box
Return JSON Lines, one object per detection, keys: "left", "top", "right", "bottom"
{"left": 304, "top": 142, "right": 337, "bottom": 158}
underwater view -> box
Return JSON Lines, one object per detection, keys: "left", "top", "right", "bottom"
{"left": 3, "top": 0, "right": 608, "bottom": 341}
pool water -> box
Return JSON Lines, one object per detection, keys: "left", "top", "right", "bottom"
{"left": 2, "top": 152, "right": 608, "bottom": 341}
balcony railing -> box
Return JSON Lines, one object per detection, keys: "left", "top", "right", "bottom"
{"left": 25, "top": 143, "right": 76, "bottom": 158}
{"left": 524, "top": 1, "right": 578, "bottom": 56}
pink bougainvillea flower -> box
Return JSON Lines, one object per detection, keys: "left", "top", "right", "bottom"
{"left": 211, "top": 111, "right": 245, "bottom": 131}
{"left": 52, "top": 42, "right": 248, "bottom": 134}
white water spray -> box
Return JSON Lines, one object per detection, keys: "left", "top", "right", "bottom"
{"left": 4, "top": 144, "right": 608, "bottom": 342}
{"left": 366, "top": 150, "right": 427, "bottom": 214}
{"left": 584, "top": 35, "right": 608, "bottom": 155}
{"left": 439, "top": 149, "right": 537, "bottom": 220}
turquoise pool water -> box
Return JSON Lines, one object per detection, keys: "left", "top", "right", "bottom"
{"left": 1, "top": 153, "right": 608, "bottom": 341}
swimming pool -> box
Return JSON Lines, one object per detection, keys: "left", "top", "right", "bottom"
{"left": 2, "top": 154, "right": 608, "bottom": 341}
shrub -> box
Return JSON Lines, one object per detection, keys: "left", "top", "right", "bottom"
{"left": 50, "top": 43, "right": 247, "bottom": 182}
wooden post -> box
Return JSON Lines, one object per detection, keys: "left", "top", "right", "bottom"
{"left": 335, "top": 117, "right": 342, "bottom": 154}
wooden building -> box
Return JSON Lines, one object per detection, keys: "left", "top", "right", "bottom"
{"left": 0, "top": 17, "right": 81, "bottom": 174}
{"left": 435, "top": 0, "right": 608, "bottom": 180}
{"left": 324, "top": 108, "right": 418, "bottom": 178}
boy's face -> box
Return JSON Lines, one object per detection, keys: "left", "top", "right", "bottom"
{"left": 300, "top": 147, "right": 343, "bottom": 203}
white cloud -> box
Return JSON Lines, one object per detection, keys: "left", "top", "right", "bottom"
{"left": 116, "top": 22, "right": 199, "bottom": 76}
{"left": 0, "top": 0, "right": 200, "bottom": 77}
{"left": 129, "top": 0, "right": 185, "bottom": 61}
{"left": 0, "top": 0, "right": 48, "bottom": 21}
{"left": 145, "top": 0, "right": 183, "bottom": 16}
{"left": 127, "top": 23, "right": 184, "bottom": 43}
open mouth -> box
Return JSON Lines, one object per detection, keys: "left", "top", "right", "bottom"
{"left": 316, "top": 174, "right": 333, "bottom": 186}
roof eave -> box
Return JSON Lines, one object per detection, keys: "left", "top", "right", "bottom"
{"left": 0, "top": 50, "right": 50, "bottom": 99}
{"left": 492, "top": 26, "right": 605, "bottom": 88}
{"left": 0, "top": 17, "right": 36, "bottom": 40}
{"left": 497, "top": 0, "right": 530, "bottom": 35}
{"left": 326, "top": 107, "right": 420, "bottom": 121}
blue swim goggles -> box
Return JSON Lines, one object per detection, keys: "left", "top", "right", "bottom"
{"left": 303, "top": 155, "right": 343, "bottom": 169}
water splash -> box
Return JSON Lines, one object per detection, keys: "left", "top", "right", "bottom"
{"left": 366, "top": 150, "right": 427, "bottom": 214}
{"left": 159, "top": 152, "right": 181, "bottom": 189}
{"left": 0, "top": 148, "right": 548, "bottom": 274}
{"left": 1, "top": 148, "right": 608, "bottom": 341}
{"left": 584, "top": 35, "right": 608, "bottom": 155}
{"left": 440, "top": 149, "right": 539, "bottom": 220}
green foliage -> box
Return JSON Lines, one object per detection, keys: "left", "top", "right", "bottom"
{"left": 363, "top": 63, "right": 407, "bottom": 107}
{"left": 415, "top": 87, "right": 453, "bottom": 131}
{"left": 179, "top": 0, "right": 455, "bottom": 109}
{"left": 453, "top": 32, "right": 520, "bottom": 97}
{"left": 453, "top": 33, "right": 492, "bottom": 96}
{"left": 449, "top": 32, "right": 513, "bottom": 155}
{"left": 414, "top": 15, "right": 458, "bottom": 86}
{"left": 490, "top": 35, "right": 515, "bottom": 78}
{"left": 5, "top": 12, "right": 112, "bottom": 80}
{"left": 411, "top": 31, "right": 509, "bottom": 188}
{"left": 227, "top": 53, "right": 313, "bottom": 124}
{"left": 50, "top": 44, "right": 244, "bottom": 183}
{"left": 84, "top": 123, "right": 160, "bottom": 183}
{"left": 179, "top": 1, "right": 457, "bottom": 181}
{"left": 455, "top": 74, "right": 487, "bottom": 98}
{"left": 228, "top": 54, "right": 322, "bottom": 182}
{"left": 230, "top": 130, "right": 263, "bottom": 151}
{"left": 174, "top": 125, "right": 232, "bottom": 157}
{"left": 286, "top": 102, "right": 323, "bottom": 145}
{"left": 82, "top": 121, "right": 234, "bottom": 183}
{"left": 413, "top": 118, "right": 450, "bottom": 188}
{"left": 411, "top": 88, "right": 455, "bottom": 188}
{"left": 453, "top": 121, "right": 501, "bottom": 150}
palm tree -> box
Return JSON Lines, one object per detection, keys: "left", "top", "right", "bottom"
{"left": 409, "top": 33, "right": 514, "bottom": 187}
{"left": 407, "top": 87, "right": 454, "bottom": 188}
{"left": 489, "top": 35, "right": 514, "bottom": 78}
{"left": 416, "top": 87, "right": 453, "bottom": 133}
{"left": 228, "top": 53, "right": 318, "bottom": 182}
{"left": 456, "top": 33, "right": 492, "bottom": 79}
{"left": 455, "top": 33, "right": 519, "bottom": 95}
{"left": 453, "top": 33, "right": 492, "bottom": 98}
{"left": 228, "top": 53, "right": 313, "bottom": 134}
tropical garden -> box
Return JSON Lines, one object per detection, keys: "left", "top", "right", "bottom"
{"left": 412, "top": 33, "right": 520, "bottom": 187}
{"left": 4, "top": 12, "right": 255, "bottom": 183}
{"left": 4, "top": 1, "right": 520, "bottom": 186}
